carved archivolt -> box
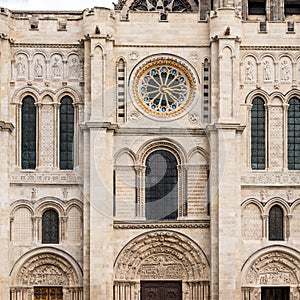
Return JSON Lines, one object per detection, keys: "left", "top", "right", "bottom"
{"left": 114, "top": 230, "right": 209, "bottom": 281}
{"left": 10, "top": 247, "right": 83, "bottom": 287}
{"left": 242, "top": 246, "right": 300, "bottom": 287}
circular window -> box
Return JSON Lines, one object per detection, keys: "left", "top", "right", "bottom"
{"left": 134, "top": 59, "right": 194, "bottom": 117}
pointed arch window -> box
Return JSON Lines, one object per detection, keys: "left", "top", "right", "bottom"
{"left": 251, "top": 97, "right": 266, "bottom": 170}
{"left": 288, "top": 97, "right": 300, "bottom": 170}
{"left": 21, "top": 96, "right": 36, "bottom": 169}
{"left": 145, "top": 150, "right": 178, "bottom": 220}
{"left": 42, "top": 209, "right": 59, "bottom": 244}
{"left": 59, "top": 96, "right": 74, "bottom": 170}
{"left": 269, "top": 205, "right": 284, "bottom": 241}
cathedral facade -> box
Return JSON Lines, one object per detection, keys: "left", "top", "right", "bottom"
{"left": 0, "top": 0, "right": 300, "bottom": 299}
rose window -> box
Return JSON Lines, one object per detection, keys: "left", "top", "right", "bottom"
{"left": 135, "top": 60, "right": 194, "bottom": 116}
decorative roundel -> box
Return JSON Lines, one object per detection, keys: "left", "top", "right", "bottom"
{"left": 134, "top": 59, "right": 195, "bottom": 117}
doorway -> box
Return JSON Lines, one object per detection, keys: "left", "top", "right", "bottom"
{"left": 141, "top": 281, "right": 182, "bottom": 300}
{"left": 34, "top": 287, "right": 63, "bottom": 300}
{"left": 261, "top": 287, "right": 289, "bottom": 300}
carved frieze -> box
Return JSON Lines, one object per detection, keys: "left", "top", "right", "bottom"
{"left": 114, "top": 230, "right": 209, "bottom": 282}
{"left": 10, "top": 172, "right": 83, "bottom": 185}
{"left": 245, "top": 251, "right": 300, "bottom": 286}
{"left": 242, "top": 172, "right": 300, "bottom": 186}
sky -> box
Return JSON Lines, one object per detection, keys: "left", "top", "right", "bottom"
{"left": 0, "top": 0, "right": 114, "bottom": 10}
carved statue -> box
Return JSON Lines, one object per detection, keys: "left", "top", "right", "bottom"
{"left": 34, "top": 58, "right": 43, "bottom": 77}
{"left": 263, "top": 60, "right": 272, "bottom": 81}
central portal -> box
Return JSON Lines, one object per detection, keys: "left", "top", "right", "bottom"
{"left": 261, "top": 287, "right": 289, "bottom": 300}
{"left": 141, "top": 281, "right": 182, "bottom": 300}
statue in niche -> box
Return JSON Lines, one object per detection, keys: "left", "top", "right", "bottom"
{"left": 69, "top": 57, "right": 79, "bottom": 79}
{"left": 246, "top": 61, "right": 254, "bottom": 81}
{"left": 52, "top": 56, "right": 61, "bottom": 77}
{"left": 263, "top": 60, "right": 272, "bottom": 81}
{"left": 281, "top": 60, "right": 290, "bottom": 81}
{"left": 16, "top": 56, "right": 26, "bottom": 78}
{"left": 34, "top": 58, "right": 43, "bottom": 77}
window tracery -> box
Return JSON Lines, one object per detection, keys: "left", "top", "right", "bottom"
{"left": 130, "top": 0, "right": 192, "bottom": 12}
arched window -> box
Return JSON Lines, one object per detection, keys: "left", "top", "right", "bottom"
{"left": 145, "top": 150, "right": 178, "bottom": 220}
{"left": 21, "top": 96, "right": 36, "bottom": 169}
{"left": 269, "top": 205, "right": 284, "bottom": 241}
{"left": 59, "top": 96, "right": 74, "bottom": 170}
{"left": 42, "top": 209, "right": 59, "bottom": 244}
{"left": 251, "top": 97, "right": 265, "bottom": 170}
{"left": 288, "top": 97, "right": 300, "bottom": 170}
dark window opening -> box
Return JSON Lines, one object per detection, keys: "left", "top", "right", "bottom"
{"left": 288, "top": 97, "right": 300, "bottom": 170}
{"left": 285, "top": 0, "right": 300, "bottom": 14}
{"left": 145, "top": 150, "right": 178, "bottom": 220}
{"left": 59, "top": 96, "right": 74, "bottom": 170}
{"left": 261, "top": 287, "right": 289, "bottom": 300}
{"left": 21, "top": 96, "right": 36, "bottom": 169}
{"left": 42, "top": 209, "right": 59, "bottom": 244}
{"left": 269, "top": 205, "right": 284, "bottom": 241}
{"left": 251, "top": 97, "right": 266, "bottom": 170}
{"left": 248, "top": 0, "right": 266, "bottom": 15}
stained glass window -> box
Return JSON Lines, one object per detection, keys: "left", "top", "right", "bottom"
{"left": 59, "top": 96, "right": 74, "bottom": 170}
{"left": 21, "top": 96, "right": 36, "bottom": 169}
{"left": 145, "top": 150, "right": 178, "bottom": 220}
{"left": 42, "top": 209, "right": 59, "bottom": 244}
{"left": 135, "top": 59, "right": 194, "bottom": 117}
{"left": 251, "top": 97, "right": 265, "bottom": 170}
{"left": 288, "top": 97, "right": 300, "bottom": 170}
{"left": 269, "top": 205, "right": 284, "bottom": 241}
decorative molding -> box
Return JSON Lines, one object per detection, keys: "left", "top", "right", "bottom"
{"left": 241, "top": 46, "right": 300, "bottom": 51}
{"left": 10, "top": 172, "right": 83, "bottom": 185}
{"left": 242, "top": 172, "right": 300, "bottom": 186}
{"left": 12, "top": 43, "right": 83, "bottom": 48}
{"left": 0, "top": 120, "right": 14, "bottom": 132}
{"left": 113, "top": 220, "right": 210, "bottom": 229}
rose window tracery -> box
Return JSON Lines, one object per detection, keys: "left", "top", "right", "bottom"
{"left": 134, "top": 60, "right": 194, "bottom": 116}
{"left": 131, "top": 0, "right": 192, "bottom": 12}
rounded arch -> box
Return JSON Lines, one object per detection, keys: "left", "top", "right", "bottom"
{"left": 65, "top": 199, "right": 83, "bottom": 215}
{"left": 10, "top": 200, "right": 34, "bottom": 216}
{"left": 264, "top": 197, "right": 291, "bottom": 214}
{"left": 55, "top": 86, "right": 82, "bottom": 105}
{"left": 241, "top": 245, "right": 300, "bottom": 287}
{"left": 114, "top": 230, "right": 210, "bottom": 281}
{"left": 241, "top": 198, "right": 264, "bottom": 215}
{"left": 245, "top": 89, "right": 269, "bottom": 105}
{"left": 12, "top": 86, "right": 40, "bottom": 104}
{"left": 10, "top": 247, "right": 83, "bottom": 287}
{"left": 114, "top": 147, "right": 136, "bottom": 166}
{"left": 35, "top": 197, "right": 65, "bottom": 216}
{"left": 286, "top": 90, "right": 300, "bottom": 103}
{"left": 136, "top": 138, "right": 187, "bottom": 166}
{"left": 188, "top": 146, "right": 209, "bottom": 165}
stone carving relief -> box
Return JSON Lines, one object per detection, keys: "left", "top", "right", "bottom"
{"left": 114, "top": 230, "right": 209, "bottom": 281}
{"left": 51, "top": 54, "right": 63, "bottom": 79}
{"left": 263, "top": 57, "right": 273, "bottom": 82}
{"left": 67, "top": 54, "right": 81, "bottom": 79}
{"left": 244, "top": 57, "right": 256, "bottom": 83}
{"left": 17, "top": 253, "right": 79, "bottom": 286}
{"left": 138, "top": 254, "right": 183, "bottom": 279}
{"left": 280, "top": 58, "right": 291, "bottom": 82}
{"left": 241, "top": 172, "right": 300, "bottom": 186}
{"left": 15, "top": 53, "right": 28, "bottom": 79}
{"left": 244, "top": 251, "right": 300, "bottom": 286}
{"left": 12, "top": 48, "right": 83, "bottom": 82}
{"left": 33, "top": 54, "right": 45, "bottom": 78}
{"left": 29, "top": 265, "right": 67, "bottom": 285}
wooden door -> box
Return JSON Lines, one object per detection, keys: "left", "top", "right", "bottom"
{"left": 34, "top": 287, "right": 63, "bottom": 300}
{"left": 141, "top": 281, "right": 182, "bottom": 300}
{"left": 261, "top": 287, "right": 289, "bottom": 300}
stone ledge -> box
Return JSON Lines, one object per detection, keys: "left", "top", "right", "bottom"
{"left": 113, "top": 220, "right": 210, "bottom": 229}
